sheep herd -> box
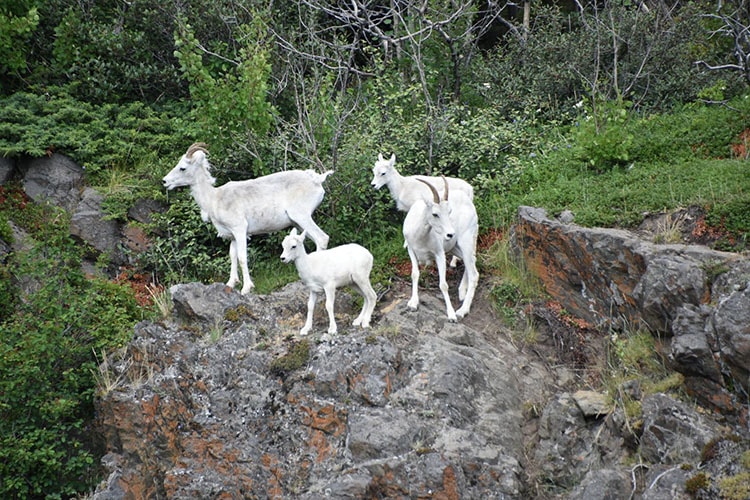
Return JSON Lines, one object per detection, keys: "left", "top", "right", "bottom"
{"left": 163, "top": 143, "right": 479, "bottom": 340}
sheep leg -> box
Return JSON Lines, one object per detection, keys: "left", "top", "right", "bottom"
{"left": 352, "top": 278, "right": 377, "bottom": 328}
{"left": 323, "top": 284, "right": 338, "bottom": 334}
{"left": 226, "top": 239, "right": 240, "bottom": 289}
{"left": 406, "top": 247, "right": 421, "bottom": 311}
{"left": 301, "top": 291, "right": 317, "bottom": 336}
{"left": 455, "top": 254, "right": 479, "bottom": 319}
{"left": 233, "top": 234, "right": 254, "bottom": 294}
{"left": 458, "top": 265, "right": 469, "bottom": 300}
{"left": 288, "top": 211, "right": 330, "bottom": 250}
{"left": 436, "top": 255, "right": 458, "bottom": 321}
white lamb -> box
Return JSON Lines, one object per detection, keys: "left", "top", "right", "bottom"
{"left": 280, "top": 228, "right": 377, "bottom": 339}
{"left": 402, "top": 177, "right": 479, "bottom": 321}
{"left": 163, "top": 143, "right": 332, "bottom": 294}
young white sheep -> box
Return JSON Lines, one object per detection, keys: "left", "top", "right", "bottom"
{"left": 402, "top": 177, "right": 479, "bottom": 321}
{"left": 280, "top": 228, "right": 377, "bottom": 339}
{"left": 163, "top": 143, "right": 332, "bottom": 294}
{"left": 371, "top": 152, "right": 473, "bottom": 267}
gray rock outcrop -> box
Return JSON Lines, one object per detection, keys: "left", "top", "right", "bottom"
{"left": 94, "top": 282, "right": 543, "bottom": 499}
{"left": 92, "top": 280, "right": 746, "bottom": 499}
{"left": 20, "top": 153, "right": 85, "bottom": 211}
{"left": 513, "top": 206, "right": 750, "bottom": 413}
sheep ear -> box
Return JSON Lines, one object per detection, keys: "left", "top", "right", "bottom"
{"left": 378, "top": 153, "right": 385, "bottom": 162}
{"left": 300, "top": 230, "right": 308, "bottom": 240}
{"left": 389, "top": 153, "right": 396, "bottom": 164}
{"left": 290, "top": 228, "right": 298, "bottom": 236}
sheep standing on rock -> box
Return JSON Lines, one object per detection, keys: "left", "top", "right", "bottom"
{"left": 402, "top": 177, "right": 479, "bottom": 320}
{"left": 281, "top": 228, "right": 377, "bottom": 340}
{"left": 163, "top": 143, "right": 332, "bottom": 294}
{"left": 371, "top": 152, "right": 473, "bottom": 267}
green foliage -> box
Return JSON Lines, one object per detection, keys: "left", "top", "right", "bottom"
{"left": 707, "top": 198, "right": 750, "bottom": 235}
{"left": 497, "top": 95, "right": 750, "bottom": 231}
{"left": 0, "top": 204, "right": 141, "bottom": 498}
{"left": 718, "top": 472, "right": 750, "bottom": 500}
{"left": 572, "top": 98, "right": 634, "bottom": 171}
{"left": 0, "top": 87, "right": 191, "bottom": 176}
{"left": 140, "top": 195, "right": 228, "bottom": 287}
{"left": 482, "top": 232, "right": 545, "bottom": 326}
{"left": 0, "top": 2, "right": 39, "bottom": 75}
{"left": 471, "top": 3, "right": 736, "bottom": 121}
{"left": 48, "top": 0, "right": 184, "bottom": 103}
{"left": 174, "top": 15, "right": 274, "bottom": 158}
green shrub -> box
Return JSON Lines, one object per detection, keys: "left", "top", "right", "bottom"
{"left": 0, "top": 210, "right": 141, "bottom": 498}
{"left": 718, "top": 472, "right": 750, "bottom": 500}
{"left": 140, "top": 195, "right": 228, "bottom": 287}
{"left": 173, "top": 14, "right": 274, "bottom": 158}
{"left": 572, "top": 98, "right": 635, "bottom": 172}
{"left": 0, "top": 3, "right": 39, "bottom": 76}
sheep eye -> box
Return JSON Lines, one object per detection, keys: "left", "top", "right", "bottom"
{"left": 433, "top": 213, "right": 439, "bottom": 218}
{"left": 179, "top": 167, "right": 186, "bottom": 171}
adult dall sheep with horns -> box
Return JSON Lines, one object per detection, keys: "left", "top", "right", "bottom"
{"left": 162, "top": 142, "right": 333, "bottom": 294}
{"left": 402, "top": 176, "right": 479, "bottom": 320}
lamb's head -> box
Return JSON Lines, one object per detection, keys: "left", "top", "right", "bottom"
{"left": 418, "top": 177, "right": 455, "bottom": 242}
{"left": 280, "top": 228, "right": 308, "bottom": 263}
{"left": 371, "top": 153, "right": 397, "bottom": 190}
{"left": 162, "top": 142, "right": 215, "bottom": 190}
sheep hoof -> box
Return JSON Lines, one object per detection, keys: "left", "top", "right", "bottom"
{"left": 447, "top": 312, "right": 458, "bottom": 322}
{"left": 407, "top": 299, "right": 419, "bottom": 310}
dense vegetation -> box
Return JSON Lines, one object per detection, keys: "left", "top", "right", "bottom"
{"left": 1, "top": 0, "right": 749, "bottom": 497}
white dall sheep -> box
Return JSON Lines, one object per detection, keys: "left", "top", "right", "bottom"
{"left": 280, "top": 228, "right": 377, "bottom": 338}
{"left": 163, "top": 143, "right": 332, "bottom": 294}
{"left": 402, "top": 177, "right": 479, "bottom": 321}
{"left": 370, "top": 153, "right": 474, "bottom": 211}
{"left": 371, "top": 152, "right": 473, "bottom": 267}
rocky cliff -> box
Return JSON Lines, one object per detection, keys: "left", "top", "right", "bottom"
{"left": 3, "top": 155, "right": 748, "bottom": 498}
{"left": 513, "top": 206, "right": 750, "bottom": 416}
{"left": 91, "top": 203, "right": 750, "bottom": 499}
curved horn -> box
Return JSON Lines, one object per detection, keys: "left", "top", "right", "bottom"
{"left": 186, "top": 142, "right": 209, "bottom": 158}
{"left": 441, "top": 175, "right": 449, "bottom": 201}
{"left": 417, "top": 178, "right": 440, "bottom": 204}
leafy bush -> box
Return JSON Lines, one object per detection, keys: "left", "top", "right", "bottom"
{"left": 470, "top": 3, "right": 739, "bottom": 121}
{"left": 0, "top": 2, "right": 39, "bottom": 76}
{"left": 572, "top": 98, "right": 634, "bottom": 171}
{"left": 139, "top": 195, "right": 228, "bottom": 287}
{"left": 0, "top": 204, "right": 141, "bottom": 498}
{"left": 498, "top": 95, "right": 750, "bottom": 230}
{"left": 34, "top": 0, "right": 185, "bottom": 103}
{"left": 173, "top": 14, "right": 274, "bottom": 159}
{"left": 0, "top": 88, "right": 191, "bottom": 178}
